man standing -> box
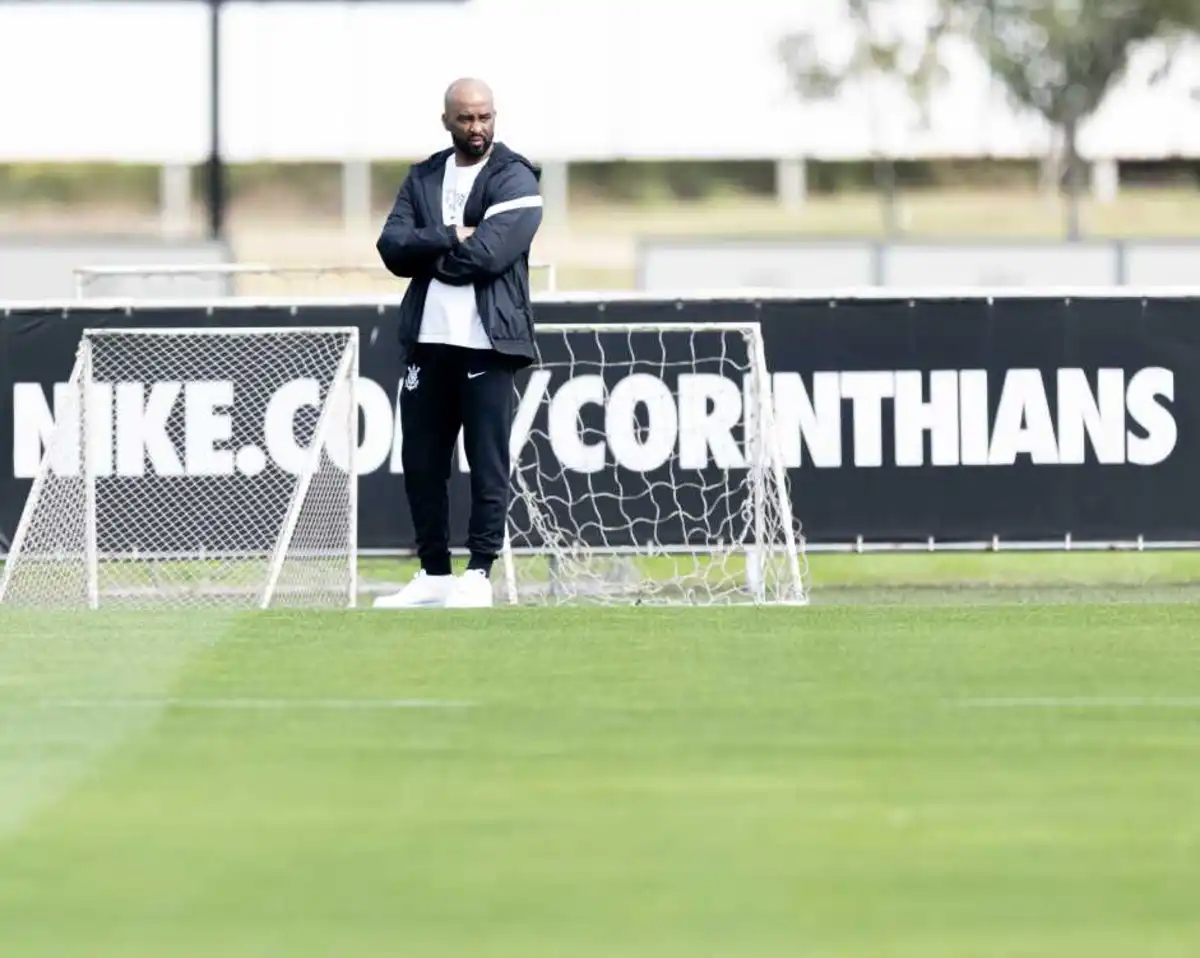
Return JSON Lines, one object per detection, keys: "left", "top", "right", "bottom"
{"left": 373, "top": 78, "right": 543, "bottom": 609}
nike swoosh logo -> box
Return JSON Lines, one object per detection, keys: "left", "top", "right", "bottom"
{"left": 467, "top": 371, "right": 486, "bottom": 379}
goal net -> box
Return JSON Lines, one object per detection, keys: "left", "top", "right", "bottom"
{"left": 0, "top": 327, "right": 359, "bottom": 610}
{"left": 501, "top": 321, "right": 807, "bottom": 606}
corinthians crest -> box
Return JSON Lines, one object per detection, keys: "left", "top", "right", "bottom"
{"left": 404, "top": 365, "right": 420, "bottom": 392}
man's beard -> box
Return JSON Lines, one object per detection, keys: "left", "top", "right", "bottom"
{"left": 453, "top": 131, "right": 492, "bottom": 158}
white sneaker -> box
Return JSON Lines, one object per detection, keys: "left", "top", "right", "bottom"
{"left": 444, "top": 569, "right": 495, "bottom": 609}
{"left": 373, "top": 570, "right": 455, "bottom": 609}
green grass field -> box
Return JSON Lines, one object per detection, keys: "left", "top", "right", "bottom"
{"left": 2, "top": 553, "right": 1200, "bottom": 957}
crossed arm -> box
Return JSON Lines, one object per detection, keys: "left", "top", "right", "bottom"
{"left": 375, "top": 164, "right": 544, "bottom": 285}
{"left": 430, "top": 164, "right": 544, "bottom": 286}
{"left": 375, "top": 176, "right": 458, "bottom": 279}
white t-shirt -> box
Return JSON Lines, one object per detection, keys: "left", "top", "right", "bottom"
{"left": 418, "top": 155, "right": 493, "bottom": 350}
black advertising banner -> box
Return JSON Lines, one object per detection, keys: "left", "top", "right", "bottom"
{"left": 751, "top": 294, "right": 1194, "bottom": 545}
{"left": 2, "top": 294, "right": 1197, "bottom": 552}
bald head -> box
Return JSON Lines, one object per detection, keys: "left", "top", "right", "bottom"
{"left": 442, "top": 77, "right": 496, "bottom": 162}
{"left": 444, "top": 77, "right": 493, "bottom": 114}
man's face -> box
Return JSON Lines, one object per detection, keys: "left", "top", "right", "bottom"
{"left": 443, "top": 93, "right": 495, "bottom": 158}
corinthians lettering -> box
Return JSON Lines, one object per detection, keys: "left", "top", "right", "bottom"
{"left": 10, "top": 366, "right": 1178, "bottom": 481}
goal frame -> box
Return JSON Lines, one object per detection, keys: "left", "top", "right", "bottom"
{"left": 499, "top": 320, "right": 807, "bottom": 607}
{"left": 0, "top": 325, "right": 360, "bottom": 611}
{"left": 71, "top": 261, "right": 559, "bottom": 298}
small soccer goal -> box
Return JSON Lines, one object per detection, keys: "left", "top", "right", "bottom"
{"left": 499, "top": 320, "right": 808, "bottom": 606}
{"left": 0, "top": 326, "right": 360, "bottom": 610}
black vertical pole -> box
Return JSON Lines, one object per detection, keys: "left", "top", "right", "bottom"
{"left": 206, "top": 0, "right": 225, "bottom": 240}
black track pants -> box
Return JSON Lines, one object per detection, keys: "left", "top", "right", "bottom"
{"left": 399, "top": 343, "right": 516, "bottom": 576}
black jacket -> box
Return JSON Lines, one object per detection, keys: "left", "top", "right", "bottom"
{"left": 376, "top": 142, "right": 543, "bottom": 369}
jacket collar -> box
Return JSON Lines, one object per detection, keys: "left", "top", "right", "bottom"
{"left": 416, "top": 141, "right": 531, "bottom": 178}
{"left": 414, "top": 143, "right": 513, "bottom": 222}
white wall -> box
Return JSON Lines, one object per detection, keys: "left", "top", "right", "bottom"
{"left": 2, "top": 0, "right": 1198, "bottom": 164}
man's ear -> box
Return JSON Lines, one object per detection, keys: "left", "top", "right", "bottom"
{"left": 441, "top": 113, "right": 450, "bottom": 133}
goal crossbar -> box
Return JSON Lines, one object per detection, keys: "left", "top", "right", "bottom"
{"left": 71, "top": 261, "right": 560, "bottom": 298}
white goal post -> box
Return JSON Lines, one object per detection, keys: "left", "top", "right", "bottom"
{"left": 0, "top": 326, "right": 359, "bottom": 610}
{"left": 500, "top": 320, "right": 808, "bottom": 606}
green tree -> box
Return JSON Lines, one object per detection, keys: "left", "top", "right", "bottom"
{"left": 777, "top": 0, "right": 950, "bottom": 235}
{"left": 779, "top": 0, "right": 1200, "bottom": 238}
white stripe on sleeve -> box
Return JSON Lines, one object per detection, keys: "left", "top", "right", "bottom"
{"left": 483, "top": 195, "right": 544, "bottom": 219}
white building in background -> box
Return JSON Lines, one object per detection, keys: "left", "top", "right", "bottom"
{"left": 1, "top": 0, "right": 1198, "bottom": 225}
